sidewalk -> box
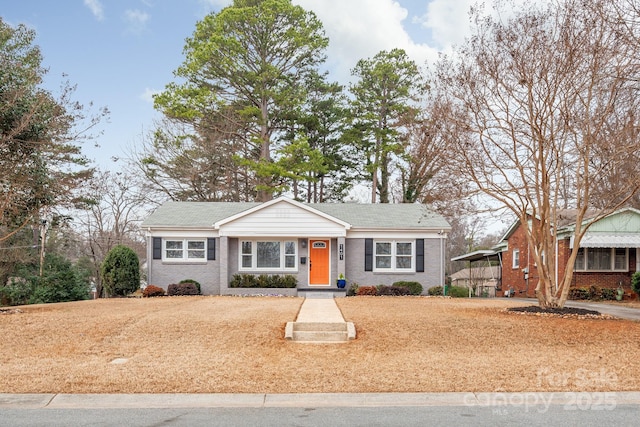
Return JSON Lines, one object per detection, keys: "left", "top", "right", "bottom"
{"left": 1, "top": 392, "right": 639, "bottom": 409}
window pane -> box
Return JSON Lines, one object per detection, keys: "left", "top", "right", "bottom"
{"left": 187, "top": 241, "right": 205, "bottom": 259}
{"left": 285, "top": 241, "right": 296, "bottom": 255}
{"left": 166, "top": 241, "right": 183, "bottom": 250}
{"left": 257, "top": 242, "right": 280, "bottom": 268}
{"left": 614, "top": 248, "right": 626, "bottom": 270}
{"left": 188, "top": 250, "right": 205, "bottom": 258}
{"left": 166, "top": 250, "right": 183, "bottom": 259}
{"left": 241, "top": 241, "right": 252, "bottom": 255}
{"left": 396, "top": 256, "right": 412, "bottom": 269}
{"left": 574, "top": 248, "right": 585, "bottom": 270}
{"left": 587, "top": 248, "right": 611, "bottom": 270}
{"left": 376, "top": 256, "right": 391, "bottom": 269}
{"left": 285, "top": 255, "right": 295, "bottom": 268}
{"left": 396, "top": 242, "right": 412, "bottom": 255}
{"left": 188, "top": 241, "right": 204, "bottom": 250}
{"left": 242, "top": 255, "right": 252, "bottom": 268}
{"left": 376, "top": 242, "right": 391, "bottom": 255}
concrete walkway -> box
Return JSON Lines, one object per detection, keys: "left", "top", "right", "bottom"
{"left": 294, "top": 297, "right": 346, "bottom": 323}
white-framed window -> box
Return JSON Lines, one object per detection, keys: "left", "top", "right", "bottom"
{"left": 164, "top": 239, "right": 206, "bottom": 261}
{"left": 374, "top": 240, "right": 413, "bottom": 271}
{"left": 240, "top": 240, "right": 297, "bottom": 271}
{"left": 512, "top": 249, "right": 520, "bottom": 269}
{"left": 574, "top": 248, "right": 628, "bottom": 271}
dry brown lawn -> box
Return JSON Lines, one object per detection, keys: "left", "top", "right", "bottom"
{"left": 1, "top": 296, "right": 639, "bottom": 394}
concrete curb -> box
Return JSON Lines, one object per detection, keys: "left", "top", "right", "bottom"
{"left": 1, "top": 392, "right": 639, "bottom": 409}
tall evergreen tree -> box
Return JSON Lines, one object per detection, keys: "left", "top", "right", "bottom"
{"left": 348, "top": 49, "right": 426, "bottom": 203}
{"left": 153, "top": 0, "right": 328, "bottom": 202}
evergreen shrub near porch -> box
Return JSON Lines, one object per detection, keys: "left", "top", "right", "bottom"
{"left": 229, "top": 274, "right": 297, "bottom": 288}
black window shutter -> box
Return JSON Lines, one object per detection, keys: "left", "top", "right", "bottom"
{"left": 207, "top": 238, "right": 216, "bottom": 260}
{"left": 152, "top": 237, "right": 162, "bottom": 260}
{"left": 364, "top": 238, "right": 373, "bottom": 271}
{"left": 416, "top": 239, "right": 425, "bottom": 272}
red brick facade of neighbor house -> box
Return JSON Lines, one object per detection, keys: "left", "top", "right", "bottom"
{"left": 501, "top": 221, "right": 537, "bottom": 297}
{"left": 501, "top": 221, "right": 639, "bottom": 298}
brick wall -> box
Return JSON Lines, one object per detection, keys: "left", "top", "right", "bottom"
{"left": 502, "top": 222, "right": 538, "bottom": 297}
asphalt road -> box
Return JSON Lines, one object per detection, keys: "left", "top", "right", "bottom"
{"left": 1, "top": 400, "right": 639, "bottom": 426}
{"left": 1, "top": 393, "right": 639, "bottom": 427}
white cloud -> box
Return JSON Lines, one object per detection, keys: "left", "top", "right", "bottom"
{"left": 140, "top": 88, "right": 160, "bottom": 104}
{"left": 199, "top": 0, "right": 232, "bottom": 8}
{"left": 124, "top": 9, "right": 150, "bottom": 34}
{"left": 294, "top": 0, "right": 438, "bottom": 83}
{"left": 413, "top": 0, "right": 476, "bottom": 50}
{"left": 84, "top": 0, "right": 105, "bottom": 21}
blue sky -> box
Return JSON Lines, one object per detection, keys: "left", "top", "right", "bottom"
{"left": 3, "top": 0, "right": 478, "bottom": 170}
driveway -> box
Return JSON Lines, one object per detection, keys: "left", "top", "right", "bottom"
{"left": 513, "top": 298, "right": 640, "bottom": 321}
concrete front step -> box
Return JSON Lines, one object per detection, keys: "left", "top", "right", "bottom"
{"left": 292, "top": 330, "right": 349, "bottom": 342}
{"left": 285, "top": 321, "right": 356, "bottom": 343}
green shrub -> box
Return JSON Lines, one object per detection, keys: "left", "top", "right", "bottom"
{"left": 229, "top": 274, "right": 297, "bottom": 288}
{"left": 101, "top": 245, "right": 140, "bottom": 297}
{"left": 2, "top": 254, "right": 90, "bottom": 306}
{"left": 428, "top": 286, "right": 443, "bottom": 296}
{"left": 143, "top": 285, "right": 165, "bottom": 297}
{"left": 167, "top": 282, "right": 199, "bottom": 296}
{"left": 632, "top": 272, "right": 640, "bottom": 298}
{"left": 179, "top": 279, "right": 201, "bottom": 294}
{"left": 448, "top": 286, "right": 470, "bottom": 298}
{"left": 393, "top": 281, "right": 423, "bottom": 295}
{"left": 569, "top": 287, "right": 591, "bottom": 300}
{"left": 0, "top": 278, "right": 33, "bottom": 306}
{"left": 356, "top": 286, "right": 378, "bottom": 296}
{"left": 378, "top": 285, "right": 411, "bottom": 296}
{"left": 600, "top": 287, "right": 616, "bottom": 301}
{"left": 346, "top": 283, "right": 359, "bottom": 296}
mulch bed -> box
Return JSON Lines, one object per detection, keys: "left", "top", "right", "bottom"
{"left": 506, "top": 305, "right": 615, "bottom": 319}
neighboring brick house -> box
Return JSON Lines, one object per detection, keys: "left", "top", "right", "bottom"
{"left": 453, "top": 208, "right": 640, "bottom": 298}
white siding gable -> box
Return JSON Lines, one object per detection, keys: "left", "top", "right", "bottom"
{"left": 217, "top": 200, "right": 349, "bottom": 237}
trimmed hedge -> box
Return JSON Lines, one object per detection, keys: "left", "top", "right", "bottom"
{"left": 167, "top": 282, "right": 199, "bottom": 296}
{"left": 428, "top": 286, "right": 443, "bottom": 296}
{"left": 448, "top": 285, "right": 470, "bottom": 298}
{"left": 569, "top": 286, "right": 620, "bottom": 301}
{"left": 392, "top": 281, "right": 423, "bottom": 296}
{"left": 377, "top": 285, "right": 411, "bottom": 296}
{"left": 179, "top": 279, "right": 201, "bottom": 294}
{"left": 347, "top": 283, "right": 359, "bottom": 296}
{"left": 143, "top": 285, "right": 165, "bottom": 297}
{"left": 229, "top": 274, "right": 297, "bottom": 288}
{"left": 356, "top": 286, "right": 378, "bottom": 296}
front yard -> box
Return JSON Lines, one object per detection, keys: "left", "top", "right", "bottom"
{"left": 1, "top": 296, "right": 638, "bottom": 393}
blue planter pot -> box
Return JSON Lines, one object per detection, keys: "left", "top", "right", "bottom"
{"left": 337, "top": 279, "right": 346, "bottom": 288}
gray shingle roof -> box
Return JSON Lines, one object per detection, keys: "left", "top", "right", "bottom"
{"left": 142, "top": 199, "right": 450, "bottom": 230}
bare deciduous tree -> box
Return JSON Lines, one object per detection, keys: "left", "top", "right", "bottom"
{"left": 75, "top": 171, "right": 148, "bottom": 296}
{"left": 433, "top": 0, "right": 640, "bottom": 308}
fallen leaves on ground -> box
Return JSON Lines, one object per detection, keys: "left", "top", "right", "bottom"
{"left": 1, "top": 296, "right": 638, "bottom": 393}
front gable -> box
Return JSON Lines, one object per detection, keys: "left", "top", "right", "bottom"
{"left": 215, "top": 197, "right": 351, "bottom": 237}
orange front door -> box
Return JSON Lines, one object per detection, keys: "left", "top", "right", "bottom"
{"left": 309, "top": 239, "right": 330, "bottom": 286}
